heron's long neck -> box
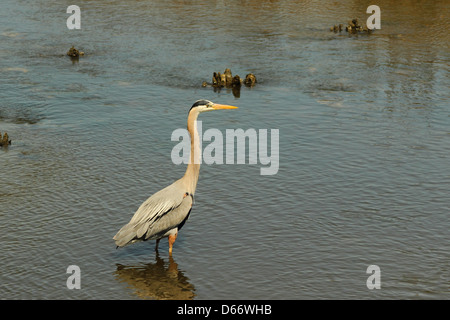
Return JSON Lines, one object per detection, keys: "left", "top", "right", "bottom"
{"left": 182, "top": 110, "right": 201, "bottom": 194}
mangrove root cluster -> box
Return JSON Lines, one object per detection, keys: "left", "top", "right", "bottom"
{"left": 330, "top": 18, "right": 373, "bottom": 34}
{"left": 202, "top": 69, "right": 257, "bottom": 89}
{"left": 67, "top": 46, "right": 85, "bottom": 58}
{"left": 0, "top": 132, "right": 11, "bottom": 147}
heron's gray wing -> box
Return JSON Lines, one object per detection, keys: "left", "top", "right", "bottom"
{"left": 143, "top": 194, "right": 193, "bottom": 240}
{"left": 113, "top": 181, "right": 191, "bottom": 247}
{"left": 129, "top": 181, "right": 185, "bottom": 226}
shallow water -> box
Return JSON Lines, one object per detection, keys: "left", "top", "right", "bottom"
{"left": 0, "top": 0, "right": 449, "bottom": 299}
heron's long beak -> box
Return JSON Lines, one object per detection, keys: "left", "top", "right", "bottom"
{"left": 212, "top": 103, "right": 238, "bottom": 110}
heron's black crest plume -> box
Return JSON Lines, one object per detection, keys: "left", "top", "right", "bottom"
{"left": 189, "top": 99, "right": 211, "bottom": 113}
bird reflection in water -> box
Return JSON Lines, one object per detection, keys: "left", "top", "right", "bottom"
{"left": 114, "top": 252, "right": 195, "bottom": 300}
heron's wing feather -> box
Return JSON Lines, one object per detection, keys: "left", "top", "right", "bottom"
{"left": 129, "top": 181, "right": 185, "bottom": 226}
{"left": 142, "top": 195, "right": 192, "bottom": 240}
{"left": 113, "top": 181, "right": 192, "bottom": 247}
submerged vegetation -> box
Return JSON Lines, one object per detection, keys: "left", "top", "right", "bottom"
{"left": 0, "top": 132, "right": 11, "bottom": 147}
{"left": 205, "top": 68, "right": 257, "bottom": 88}
{"left": 67, "top": 46, "right": 85, "bottom": 58}
{"left": 330, "top": 18, "right": 373, "bottom": 34}
{"left": 202, "top": 69, "right": 257, "bottom": 97}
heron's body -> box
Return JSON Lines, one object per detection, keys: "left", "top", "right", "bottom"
{"left": 113, "top": 100, "right": 237, "bottom": 254}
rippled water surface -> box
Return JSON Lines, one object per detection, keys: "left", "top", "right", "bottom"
{"left": 0, "top": 0, "right": 449, "bottom": 299}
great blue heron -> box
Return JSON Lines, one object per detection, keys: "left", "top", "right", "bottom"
{"left": 113, "top": 100, "right": 238, "bottom": 254}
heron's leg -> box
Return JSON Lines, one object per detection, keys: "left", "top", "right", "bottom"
{"left": 168, "top": 233, "right": 177, "bottom": 255}
{"left": 155, "top": 238, "right": 161, "bottom": 251}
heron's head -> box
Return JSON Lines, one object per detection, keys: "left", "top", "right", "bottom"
{"left": 189, "top": 99, "right": 238, "bottom": 114}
